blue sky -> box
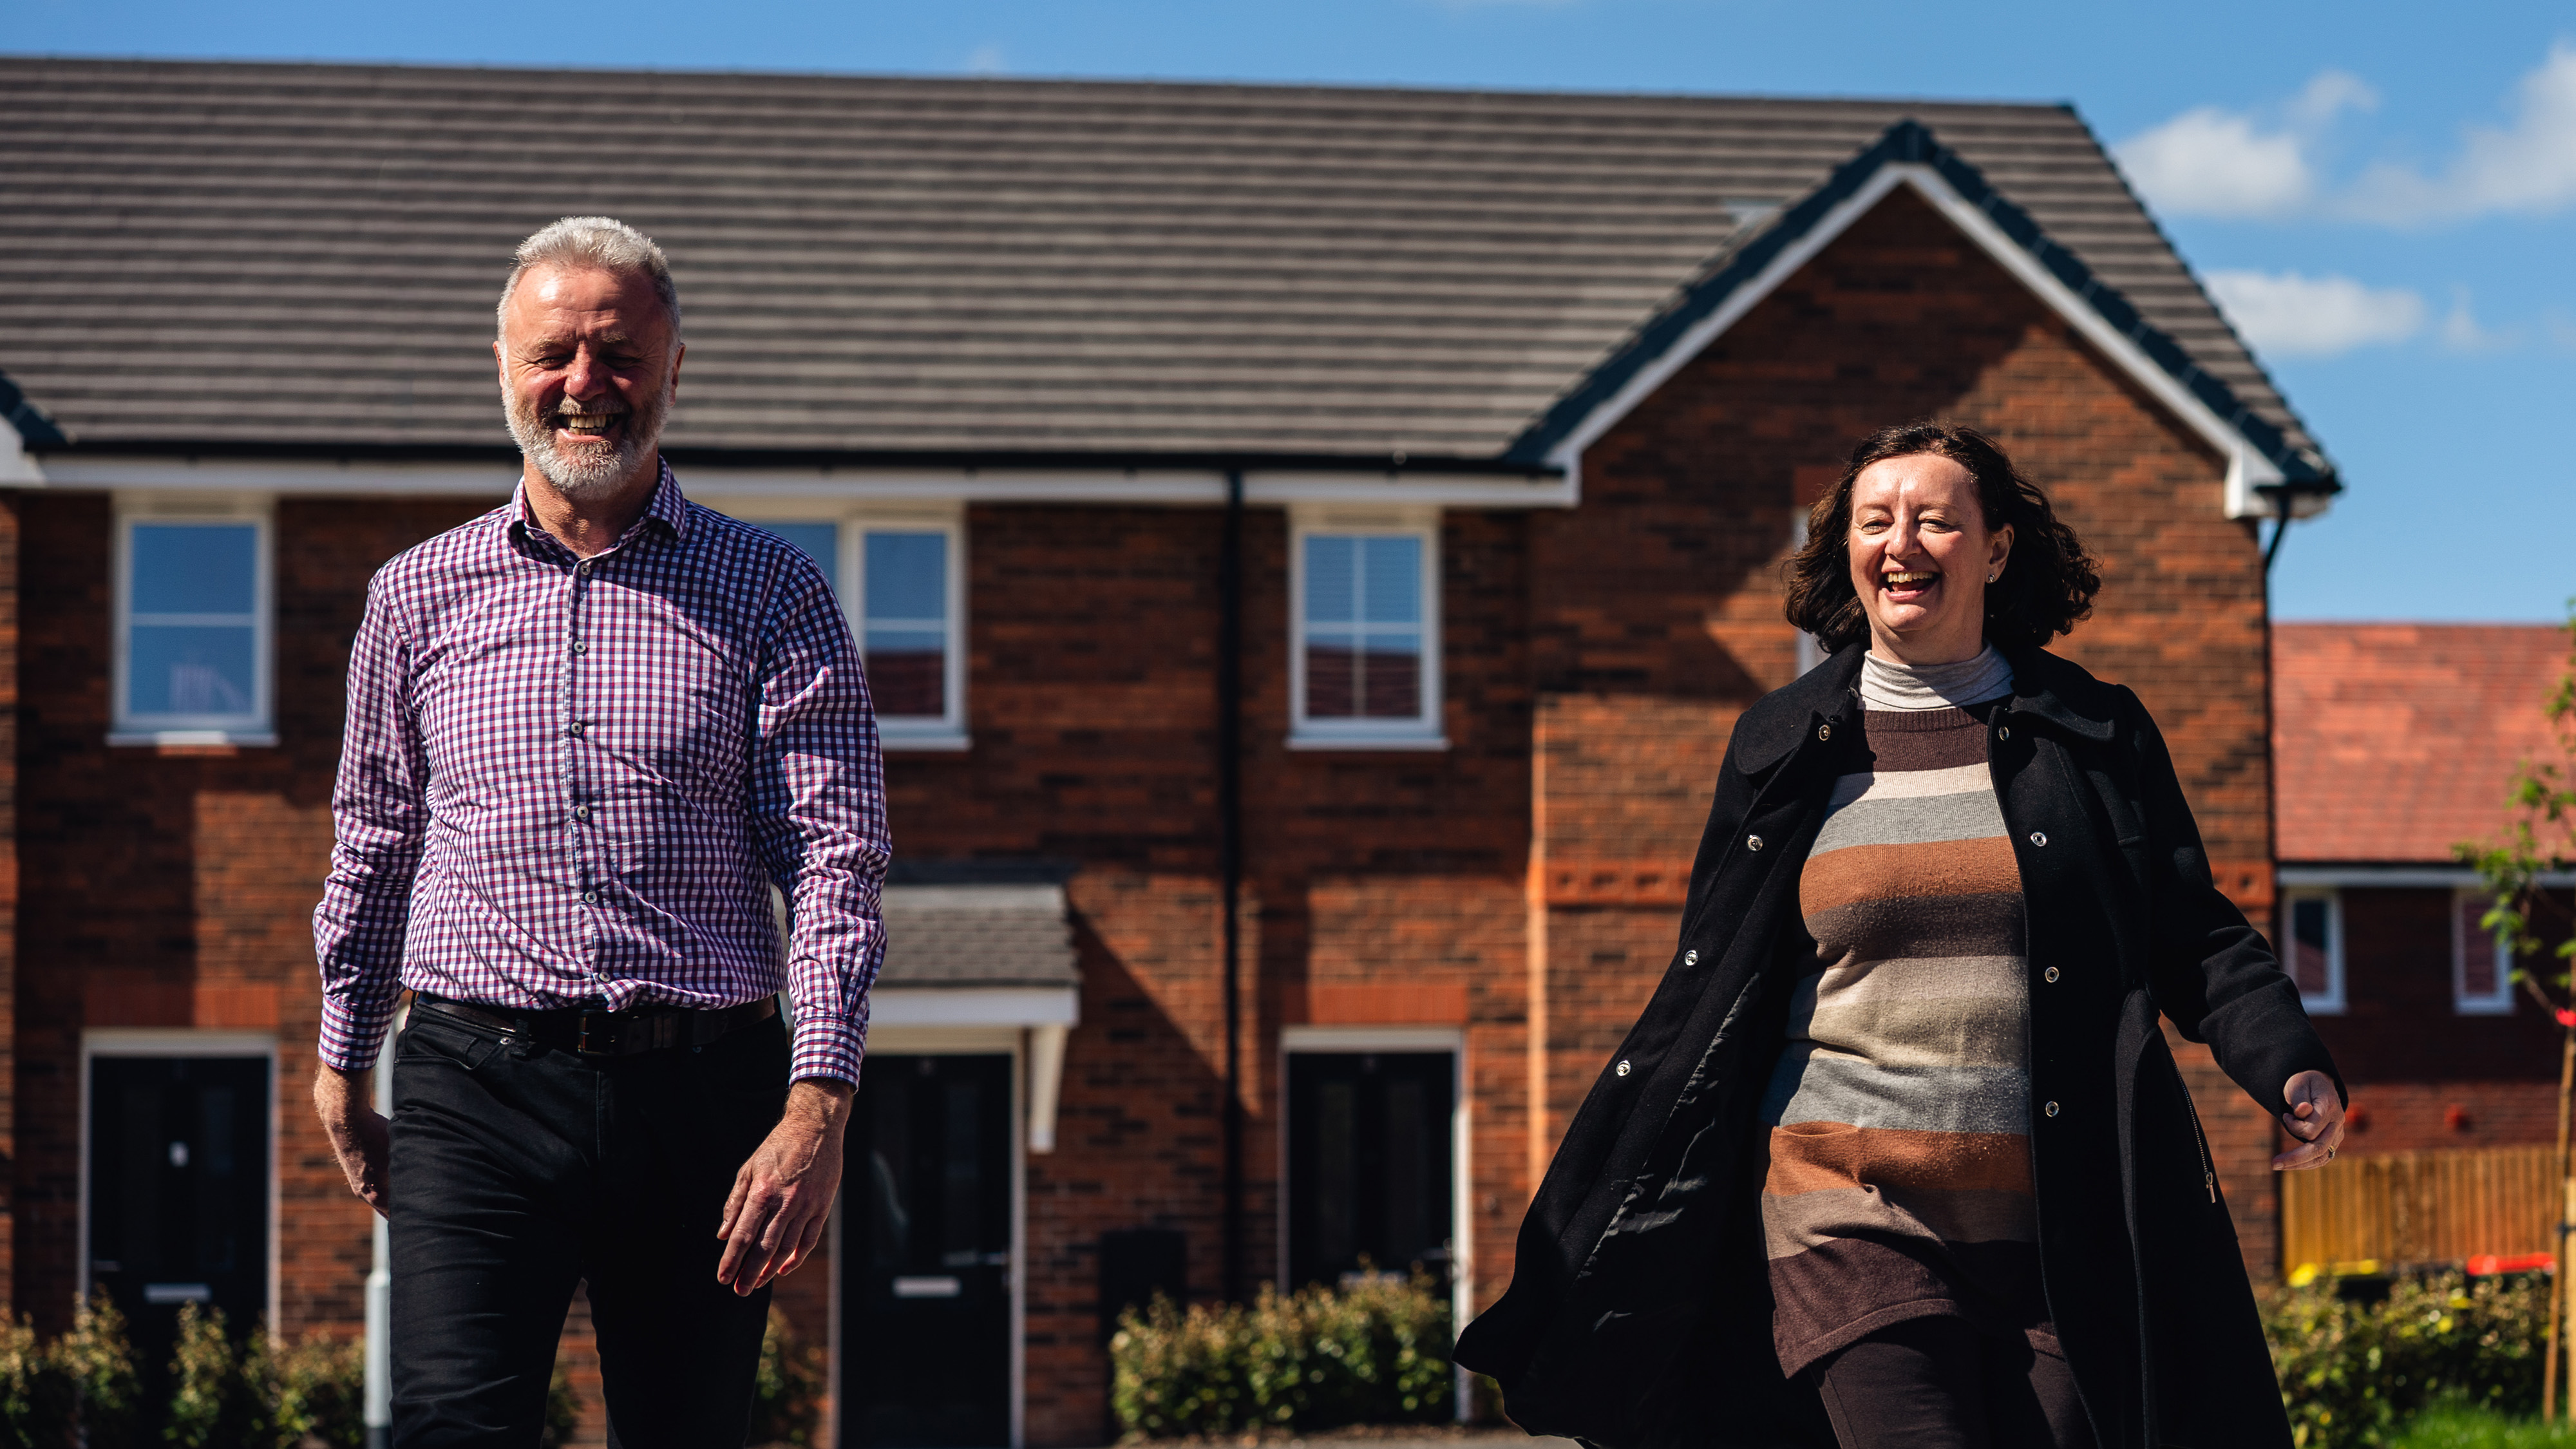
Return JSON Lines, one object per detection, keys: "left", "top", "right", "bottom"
{"left": 9, "top": 0, "right": 2572, "bottom": 623}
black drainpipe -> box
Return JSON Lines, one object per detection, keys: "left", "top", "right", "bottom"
{"left": 1218, "top": 467, "right": 1247, "bottom": 1304}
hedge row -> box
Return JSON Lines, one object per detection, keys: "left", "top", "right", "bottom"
{"left": 1110, "top": 1273, "right": 1454, "bottom": 1437}
{"left": 2268, "top": 1271, "right": 2552, "bottom": 1448}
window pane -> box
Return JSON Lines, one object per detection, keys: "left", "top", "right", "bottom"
{"left": 2460, "top": 895, "right": 2501, "bottom": 999}
{"left": 1360, "top": 634, "right": 1422, "bottom": 719}
{"left": 1305, "top": 632, "right": 1359, "bottom": 718}
{"left": 760, "top": 522, "right": 840, "bottom": 583}
{"left": 1360, "top": 536, "right": 1421, "bottom": 625}
{"left": 1305, "top": 536, "right": 1356, "bottom": 625}
{"left": 866, "top": 629, "right": 946, "bottom": 718}
{"left": 131, "top": 524, "right": 256, "bottom": 616}
{"left": 865, "top": 533, "right": 947, "bottom": 624}
{"left": 2287, "top": 898, "right": 2331, "bottom": 996}
{"left": 129, "top": 625, "right": 256, "bottom": 717}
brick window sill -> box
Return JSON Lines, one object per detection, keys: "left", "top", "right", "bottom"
{"left": 107, "top": 730, "right": 279, "bottom": 751}
{"left": 1285, "top": 733, "right": 1450, "bottom": 753}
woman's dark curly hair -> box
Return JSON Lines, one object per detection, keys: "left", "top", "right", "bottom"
{"left": 1784, "top": 422, "right": 2101, "bottom": 653}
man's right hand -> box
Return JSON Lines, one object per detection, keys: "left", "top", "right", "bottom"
{"left": 314, "top": 1063, "right": 392, "bottom": 1217}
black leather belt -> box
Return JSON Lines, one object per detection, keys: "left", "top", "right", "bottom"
{"left": 413, "top": 993, "right": 777, "bottom": 1057}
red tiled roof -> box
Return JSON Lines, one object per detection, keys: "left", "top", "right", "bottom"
{"left": 2274, "top": 623, "right": 2572, "bottom": 864}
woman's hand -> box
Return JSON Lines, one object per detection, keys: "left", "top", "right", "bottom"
{"left": 2273, "top": 1070, "right": 2345, "bottom": 1171}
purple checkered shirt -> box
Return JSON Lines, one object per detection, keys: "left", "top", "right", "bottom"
{"left": 314, "top": 462, "right": 888, "bottom": 1083}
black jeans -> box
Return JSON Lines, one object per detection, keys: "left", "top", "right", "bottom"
{"left": 1808, "top": 1316, "right": 2092, "bottom": 1449}
{"left": 388, "top": 1006, "right": 789, "bottom": 1448}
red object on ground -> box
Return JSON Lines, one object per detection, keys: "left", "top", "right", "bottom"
{"left": 2468, "top": 1253, "right": 2556, "bottom": 1276}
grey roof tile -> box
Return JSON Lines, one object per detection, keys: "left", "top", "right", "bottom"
{"left": 878, "top": 884, "right": 1079, "bottom": 990}
{"left": 0, "top": 59, "right": 2316, "bottom": 464}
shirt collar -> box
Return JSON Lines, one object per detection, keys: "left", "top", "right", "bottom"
{"left": 507, "top": 457, "right": 691, "bottom": 560}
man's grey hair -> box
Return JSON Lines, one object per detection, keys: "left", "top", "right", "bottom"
{"left": 497, "top": 216, "right": 682, "bottom": 340}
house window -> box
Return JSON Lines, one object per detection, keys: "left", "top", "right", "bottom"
{"left": 1291, "top": 512, "right": 1441, "bottom": 747}
{"left": 115, "top": 506, "right": 272, "bottom": 743}
{"left": 737, "top": 513, "right": 967, "bottom": 750}
{"left": 2280, "top": 889, "right": 2344, "bottom": 1014}
{"left": 2454, "top": 889, "right": 2517, "bottom": 1016}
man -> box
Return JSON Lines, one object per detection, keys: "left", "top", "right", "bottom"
{"left": 312, "top": 216, "right": 887, "bottom": 1447}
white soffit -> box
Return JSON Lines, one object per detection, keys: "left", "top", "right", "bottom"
{"left": 1542, "top": 162, "right": 2294, "bottom": 520}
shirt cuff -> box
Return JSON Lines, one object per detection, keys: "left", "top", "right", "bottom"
{"left": 789, "top": 1012, "right": 863, "bottom": 1086}
{"left": 316, "top": 994, "right": 395, "bottom": 1074}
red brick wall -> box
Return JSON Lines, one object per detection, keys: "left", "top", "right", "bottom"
{"left": 1520, "top": 184, "right": 2282, "bottom": 1287}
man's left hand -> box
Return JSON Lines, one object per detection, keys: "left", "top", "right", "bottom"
{"left": 717, "top": 1077, "right": 854, "bottom": 1294}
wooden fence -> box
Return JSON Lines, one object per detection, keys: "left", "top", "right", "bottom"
{"left": 2280, "top": 1143, "right": 2562, "bottom": 1274}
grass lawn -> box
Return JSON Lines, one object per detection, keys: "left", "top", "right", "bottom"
{"left": 2394, "top": 1408, "right": 2576, "bottom": 1448}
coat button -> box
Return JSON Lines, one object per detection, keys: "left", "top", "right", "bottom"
{"left": 1747, "top": 835, "right": 1765, "bottom": 852}
{"left": 1817, "top": 724, "right": 1832, "bottom": 742}
{"left": 2028, "top": 831, "right": 2047, "bottom": 848}
{"left": 1616, "top": 1059, "right": 1632, "bottom": 1077}
{"left": 1998, "top": 725, "right": 2011, "bottom": 740}
{"left": 2044, "top": 966, "right": 2061, "bottom": 983}
{"left": 2044, "top": 1101, "right": 2061, "bottom": 1118}
{"left": 1683, "top": 949, "right": 1699, "bottom": 966}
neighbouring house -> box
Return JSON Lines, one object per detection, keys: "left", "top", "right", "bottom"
{"left": 0, "top": 58, "right": 2340, "bottom": 1445}
{"left": 2272, "top": 623, "right": 2576, "bottom": 1161}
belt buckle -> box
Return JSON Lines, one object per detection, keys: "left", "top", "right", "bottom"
{"left": 574, "top": 1012, "right": 620, "bottom": 1056}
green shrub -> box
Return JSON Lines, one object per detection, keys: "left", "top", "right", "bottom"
{"left": 542, "top": 1360, "right": 580, "bottom": 1448}
{"left": 56, "top": 1294, "right": 140, "bottom": 1449}
{"left": 2267, "top": 1271, "right": 2550, "bottom": 1447}
{"left": 269, "top": 1333, "right": 365, "bottom": 1448}
{"left": 2390, "top": 1405, "right": 2576, "bottom": 1449}
{"left": 748, "top": 1307, "right": 825, "bottom": 1448}
{"left": 1110, "top": 1273, "right": 1454, "bottom": 1437}
{"left": 165, "top": 1303, "right": 276, "bottom": 1449}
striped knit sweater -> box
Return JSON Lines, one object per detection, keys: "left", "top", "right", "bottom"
{"left": 1757, "top": 679, "right": 2053, "bottom": 1374}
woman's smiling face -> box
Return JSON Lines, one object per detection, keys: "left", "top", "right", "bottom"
{"left": 1845, "top": 451, "right": 2014, "bottom": 666}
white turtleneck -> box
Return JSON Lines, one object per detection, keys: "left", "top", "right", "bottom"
{"left": 1859, "top": 645, "right": 2015, "bottom": 712}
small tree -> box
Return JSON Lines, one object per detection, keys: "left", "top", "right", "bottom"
{"left": 2459, "top": 605, "right": 2576, "bottom": 1417}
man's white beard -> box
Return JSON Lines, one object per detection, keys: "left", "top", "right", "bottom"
{"left": 506, "top": 381, "right": 672, "bottom": 501}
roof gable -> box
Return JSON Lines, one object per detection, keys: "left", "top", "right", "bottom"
{"left": 1515, "top": 120, "right": 2334, "bottom": 515}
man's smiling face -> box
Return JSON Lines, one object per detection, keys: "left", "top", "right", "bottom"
{"left": 495, "top": 263, "right": 683, "bottom": 500}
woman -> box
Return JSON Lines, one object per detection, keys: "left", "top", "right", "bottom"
{"left": 1455, "top": 423, "right": 2345, "bottom": 1449}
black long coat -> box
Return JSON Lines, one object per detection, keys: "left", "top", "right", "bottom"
{"left": 1455, "top": 644, "right": 2340, "bottom": 1449}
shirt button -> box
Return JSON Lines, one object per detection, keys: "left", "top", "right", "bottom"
{"left": 569, "top": 721, "right": 587, "bottom": 737}
{"left": 577, "top": 561, "right": 592, "bottom": 576}
{"left": 1683, "top": 949, "right": 1699, "bottom": 967}
{"left": 1816, "top": 724, "right": 1832, "bottom": 742}
{"left": 1747, "top": 835, "right": 1765, "bottom": 852}
{"left": 2043, "top": 966, "right": 2061, "bottom": 983}
{"left": 582, "top": 890, "right": 599, "bottom": 904}
{"left": 573, "top": 641, "right": 588, "bottom": 655}
{"left": 2044, "top": 1101, "right": 2061, "bottom": 1118}
{"left": 573, "top": 805, "right": 591, "bottom": 821}
{"left": 2028, "top": 831, "right": 2048, "bottom": 848}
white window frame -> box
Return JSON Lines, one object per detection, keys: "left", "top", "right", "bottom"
{"left": 110, "top": 495, "right": 276, "bottom": 746}
{"left": 1289, "top": 506, "right": 1445, "bottom": 750}
{"left": 2453, "top": 887, "right": 2518, "bottom": 1016}
{"left": 79, "top": 1029, "right": 282, "bottom": 1338}
{"left": 715, "top": 501, "right": 969, "bottom": 752}
{"left": 2279, "top": 887, "right": 2346, "bottom": 1016}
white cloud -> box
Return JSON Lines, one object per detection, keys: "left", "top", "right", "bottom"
{"left": 2204, "top": 270, "right": 2426, "bottom": 357}
{"left": 964, "top": 44, "right": 1008, "bottom": 75}
{"left": 2114, "top": 70, "right": 2374, "bottom": 220}
{"left": 2439, "top": 289, "right": 2515, "bottom": 352}
{"left": 2342, "top": 42, "right": 2576, "bottom": 224}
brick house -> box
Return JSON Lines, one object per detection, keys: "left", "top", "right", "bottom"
{"left": 0, "top": 59, "right": 2340, "bottom": 1444}
{"left": 2272, "top": 623, "right": 2576, "bottom": 1160}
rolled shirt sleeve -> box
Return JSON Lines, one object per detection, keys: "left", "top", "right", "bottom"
{"left": 748, "top": 556, "right": 891, "bottom": 1086}
{"left": 312, "top": 576, "right": 428, "bottom": 1072}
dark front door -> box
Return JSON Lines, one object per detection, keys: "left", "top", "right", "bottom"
{"left": 842, "top": 1054, "right": 1013, "bottom": 1447}
{"left": 87, "top": 1053, "right": 272, "bottom": 1393}
{"left": 1287, "top": 1052, "right": 1454, "bottom": 1289}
